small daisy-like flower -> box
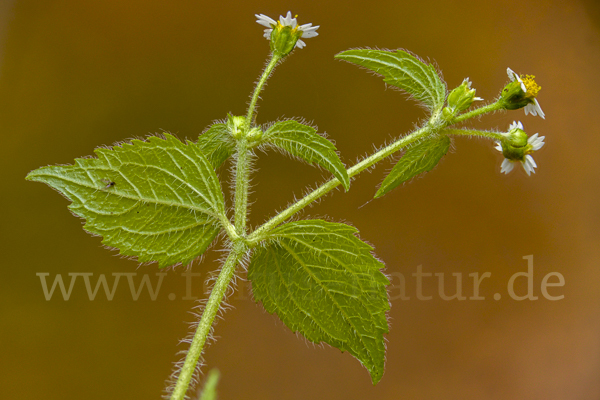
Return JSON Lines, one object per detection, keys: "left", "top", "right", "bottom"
{"left": 495, "top": 121, "right": 545, "bottom": 176}
{"left": 255, "top": 11, "right": 319, "bottom": 54}
{"left": 505, "top": 67, "right": 545, "bottom": 119}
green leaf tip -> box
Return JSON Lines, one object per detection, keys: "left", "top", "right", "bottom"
{"left": 198, "top": 369, "right": 220, "bottom": 400}
{"left": 336, "top": 48, "right": 447, "bottom": 112}
{"left": 248, "top": 220, "right": 390, "bottom": 383}
{"left": 263, "top": 120, "right": 350, "bottom": 191}
{"left": 27, "top": 134, "right": 226, "bottom": 268}
{"left": 375, "top": 135, "right": 451, "bottom": 198}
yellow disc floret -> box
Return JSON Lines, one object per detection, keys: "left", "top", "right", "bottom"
{"left": 521, "top": 75, "right": 541, "bottom": 99}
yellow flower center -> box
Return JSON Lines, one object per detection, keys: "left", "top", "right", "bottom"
{"left": 521, "top": 75, "right": 541, "bottom": 99}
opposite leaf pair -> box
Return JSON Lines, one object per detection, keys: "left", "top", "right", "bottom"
{"left": 199, "top": 117, "right": 350, "bottom": 190}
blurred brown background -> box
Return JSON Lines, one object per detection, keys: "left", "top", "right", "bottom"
{"left": 2, "top": 0, "right": 599, "bottom": 399}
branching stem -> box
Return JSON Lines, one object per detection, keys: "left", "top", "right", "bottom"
{"left": 248, "top": 101, "right": 505, "bottom": 244}
{"left": 170, "top": 52, "right": 282, "bottom": 399}
{"left": 247, "top": 124, "right": 431, "bottom": 244}
{"left": 170, "top": 70, "right": 504, "bottom": 398}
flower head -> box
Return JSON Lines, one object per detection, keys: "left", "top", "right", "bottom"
{"left": 495, "top": 121, "right": 545, "bottom": 176}
{"left": 500, "top": 68, "right": 545, "bottom": 119}
{"left": 255, "top": 11, "right": 319, "bottom": 55}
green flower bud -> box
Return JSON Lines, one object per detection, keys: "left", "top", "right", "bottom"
{"left": 247, "top": 127, "right": 263, "bottom": 143}
{"left": 442, "top": 78, "right": 482, "bottom": 121}
{"left": 447, "top": 78, "right": 480, "bottom": 113}
{"left": 442, "top": 107, "right": 454, "bottom": 120}
{"left": 226, "top": 114, "right": 246, "bottom": 140}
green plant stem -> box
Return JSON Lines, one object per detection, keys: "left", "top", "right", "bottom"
{"left": 248, "top": 102, "right": 505, "bottom": 245}
{"left": 170, "top": 53, "right": 282, "bottom": 399}
{"left": 443, "top": 128, "right": 506, "bottom": 141}
{"left": 248, "top": 125, "right": 432, "bottom": 244}
{"left": 451, "top": 101, "right": 503, "bottom": 124}
{"left": 234, "top": 137, "right": 250, "bottom": 234}
{"left": 171, "top": 66, "right": 504, "bottom": 399}
{"left": 169, "top": 242, "right": 245, "bottom": 400}
{"left": 245, "top": 53, "right": 281, "bottom": 129}
{"left": 234, "top": 52, "right": 281, "bottom": 235}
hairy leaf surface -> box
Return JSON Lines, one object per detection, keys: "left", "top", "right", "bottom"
{"left": 197, "top": 123, "right": 235, "bottom": 169}
{"left": 336, "top": 49, "right": 447, "bottom": 112}
{"left": 27, "top": 134, "right": 225, "bottom": 268}
{"left": 248, "top": 220, "right": 389, "bottom": 383}
{"left": 263, "top": 120, "right": 350, "bottom": 190}
{"left": 376, "top": 135, "right": 451, "bottom": 198}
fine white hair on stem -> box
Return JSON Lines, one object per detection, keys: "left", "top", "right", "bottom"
{"left": 162, "top": 243, "right": 245, "bottom": 399}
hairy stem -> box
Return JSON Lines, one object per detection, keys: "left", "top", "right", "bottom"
{"left": 451, "top": 101, "right": 503, "bottom": 124}
{"left": 248, "top": 125, "right": 432, "bottom": 244}
{"left": 234, "top": 52, "right": 281, "bottom": 235}
{"left": 169, "top": 243, "right": 245, "bottom": 400}
{"left": 170, "top": 53, "right": 282, "bottom": 398}
{"left": 234, "top": 137, "right": 250, "bottom": 234}
{"left": 443, "top": 128, "right": 506, "bottom": 141}
{"left": 245, "top": 53, "right": 281, "bottom": 129}
{"left": 246, "top": 102, "right": 507, "bottom": 243}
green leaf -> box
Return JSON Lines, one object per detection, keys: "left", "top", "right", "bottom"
{"left": 197, "top": 123, "right": 235, "bottom": 169}
{"left": 263, "top": 120, "right": 350, "bottom": 190}
{"left": 199, "top": 369, "right": 220, "bottom": 400}
{"left": 375, "top": 135, "right": 451, "bottom": 198}
{"left": 336, "top": 48, "right": 447, "bottom": 112}
{"left": 248, "top": 220, "right": 389, "bottom": 383}
{"left": 27, "top": 134, "right": 226, "bottom": 268}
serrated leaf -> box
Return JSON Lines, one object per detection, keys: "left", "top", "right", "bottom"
{"left": 336, "top": 49, "right": 446, "bottom": 112}
{"left": 27, "top": 134, "right": 226, "bottom": 268}
{"left": 375, "top": 135, "right": 450, "bottom": 198}
{"left": 248, "top": 220, "right": 389, "bottom": 383}
{"left": 197, "top": 123, "right": 235, "bottom": 169}
{"left": 263, "top": 120, "right": 350, "bottom": 190}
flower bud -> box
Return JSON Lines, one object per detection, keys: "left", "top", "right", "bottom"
{"left": 447, "top": 78, "right": 480, "bottom": 113}
{"left": 227, "top": 114, "right": 246, "bottom": 140}
{"left": 442, "top": 78, "right": 482, "bottom": 121}
{"left": 247, "top": 127, "right": 263, "bottom": 143}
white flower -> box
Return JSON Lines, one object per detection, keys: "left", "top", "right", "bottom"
{"left": 255, "top": 11, "right": 319, "bottom": 49}
{"left": 256, "top": 14, "right": 277, "bottom": 30}
{"left": 506, "top": 68, "right": 545, "bottom": 119}
{"left": 527, "top": 132, "right": 545, "bottom": 151}
{"left": 496, "top": 153, "right": 537, "bottom": 175}
{"left": 495, "top": 121, "right": 545, "bottom": 176}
